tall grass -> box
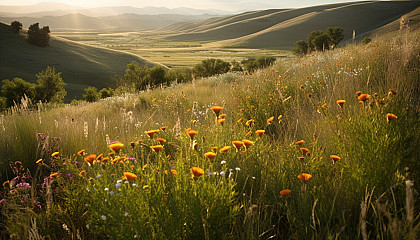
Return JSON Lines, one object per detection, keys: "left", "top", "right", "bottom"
{"left": 1, "top": 29, "right": 419, "bottom": 239}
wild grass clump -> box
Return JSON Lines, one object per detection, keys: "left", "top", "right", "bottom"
{"left": 1, "top": 30, "right": 419, "bottom": 239}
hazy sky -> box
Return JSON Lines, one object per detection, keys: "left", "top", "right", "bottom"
{"left": 0, "top": 0, "right": 383, "bottom": 11}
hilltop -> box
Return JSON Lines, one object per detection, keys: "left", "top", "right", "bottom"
{"left": 164, "top": 1, "right": 420, "bottom": 49}
{"left": 0, "top": 22, "right": 155, "bottom": 100}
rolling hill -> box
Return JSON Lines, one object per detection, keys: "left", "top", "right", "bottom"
{"left": 0, "top": 22, "right": 155, "bottom": 101}
{"left": 164, "top": 1, "right": 420, "bottom": 49}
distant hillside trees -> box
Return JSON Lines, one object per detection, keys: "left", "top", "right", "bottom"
{"left": 28, "top": 23, "right": 51, "bottom": 47}
{"left": 10, "top": 21, "right": 22, "bottom": 33}
{"left": 193, "top": 59, "right": 231, "bottom": 78}
{"left": 242, "top": 57, "right": 276, "bottom": 72}
{"left": 294, "top": 26, "right": 344, "bottom": 56}
{"left": 34, "top": 66, "right": 66, "bottom": 103}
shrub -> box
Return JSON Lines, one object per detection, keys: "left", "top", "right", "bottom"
{"left": 10, "top": 21, "right": 22, "bottom": 33}
{"left": 83, "top": 87, "right": 99, "bottom": 102}
{"left": 27, "top": 23, "right": 50, "bottom": 47}
{"left": 1, "top": 77, "right": 36, "bottom": 107}
{"left": 34, "top": 66, "right": 66, "bottom": 103}
{"left": 193, "top": 58, "right": 231, "bottom": 78}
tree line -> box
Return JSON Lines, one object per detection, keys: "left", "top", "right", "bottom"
{"left": 10, "top": 21, "right": 51, "bottom": 47}
{"left": 294, "top": 27, "right": 344, "bottom": 56}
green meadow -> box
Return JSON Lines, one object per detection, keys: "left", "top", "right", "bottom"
{"left": 0, "top": 26, "right": 419, "bottom": 239}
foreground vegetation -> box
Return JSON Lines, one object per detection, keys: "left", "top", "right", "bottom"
{"left": 0, "top": 29, "right": 419, "bottom": 239}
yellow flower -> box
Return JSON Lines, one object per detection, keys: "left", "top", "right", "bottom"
{"left": 242, "top": 139, "right": 254, "bottom": 149}
{"left": 160, "top": 126, "right": 168, "bottom": 131}
{"left": 51, "top": 152, "right": 59, "bottom": 157}
{"left": 150, "top": 145, "right": 164, "bottom": 152}
{"left": 36, "top": 159, "right": 42, "bottom": 164}
{"left": 219, "top": 146, "right": 231, "bottom": 153}
{"left": 109, "top": 142, "right": 124, "bottom": 153}
{"left": 124, "top": 172, "right": 137, "bottom": 181}
{"left": 156, "top": 138, "right": 167, "bottom": 144}
{"left": 255, "top": 130, "right": 265, "bottom": 137}
{"left": 280, "top": 189, "right": 291, "bottom": 197}
{"left": 246, "top": 119, "right": 254, "bottom": 126}
{"left": 77, "top": 149, "right": 86, "bottom": 156}
{"left": 297, "top": 173, "right": 312, "bottom": 182}
{"left": 204, "top": 152, "right": 217, "bottom": 161}
{"left": 190, "top": 167, "right": 204, "bottom": 178}
{"left": 267, "top": 116, "right": 274, "bottom": 124}
{"left": 300, "top": 148, "right": 310, "bottom": 156}
{"left": 295, "top": 140, "right": 305, "bottom": 145}
{"left": 236, "top": 118, "right": 243, "bottom": 124}
{"left": 336, "top": 100, "right": 346, "bottom": 107}
{"left": 386, "top": 113, "right": 397, "bottom": 123}
{"left": 330, "top": 155, "right": 341, "bottom": 163}
{"left": 187, "top": 129, "right": 198, "bottom": 140}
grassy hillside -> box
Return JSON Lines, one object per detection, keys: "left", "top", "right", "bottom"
{"left": 0, "top": 22, "right": 155, "bottom": 100}
{"left": 165, "top": 1, "right": 420, "bottom": 49}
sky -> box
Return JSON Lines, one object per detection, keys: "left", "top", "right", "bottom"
{"left": 0, "top": 0, "right": 381, "bottom": 11}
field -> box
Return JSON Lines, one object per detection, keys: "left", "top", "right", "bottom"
{"left": 0, "top": 26, "right": 419, "bottom": 239}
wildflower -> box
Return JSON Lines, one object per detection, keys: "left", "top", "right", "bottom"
{"left": 164, "top": 169, "right": 177, "bottom": 175}
{"left": 245, "top": 131, "right": 252, "bottom": 137}
{"left": 219, "top": 146, "right": 231, "bottom": 153}
{"left": 191, "top": 119, "right": 197, "bottom": 124}
{"left": 88, "top": 177, "right": 94, "bottom": 182}
{"left": 36, "top": 159, "right": 42, "bottom": 164}
{"left": 190, "top": 167, "right": 204, "bottom": 178}
{"left": 101, "top": 215, "right": 106, "bottom": 220}
{"left": 104, "top": 188, "right": 109, "bottom": 191}
{"left": 267, "top": 116, "right": 274, "bottom": 124}
{"left": 255, "top": 130, "right": 265, "bottom": 137}
{"left": 246, "top": 119, "right": 254, "bottom": 126}
{"left": 96, "top": 174, "right": 101, "bottom": 179}
{"left": 221, "top": 160, "right": 226, "bottom": 165}
{"left": 235, "top": 167, "right": 241, "bottom": 171}
{"left": 388, "top": 89, "right": 397, "bottom": 95}
{"left": 358, "top": 94, "right": 370, "bottom": 102}
{"left": 130, "top": 142, "right": 136, "bottom": 149}
{"left": 156, "top": 138, "right": 166, "bottom": 144}
{"left": 232, "top": 141, "right": 244, "bottom": 151}
{"left": 3, "top": 181, "right": 9, "bottom": 187}
{"left": 101, "top": 157, "right": 109, "bottom": 163}
{"left": 115, "top": 182, "right": 121, "bottom": 189}
{"left": 109, "top": 152, "right": 115, "bottom": 157}
{"left": 321, "top": 103, "right": 327, "bottom": 108}
{"left": 84, "top": 154, "right": 96, "bottom": 164}
{"left": 295, "top": 140, "right": 305, "bottom": 145}
{"left": 125, "top": 212, "right": 129, "bottom": 217}
{"left": 307, "top": 93, "right": 312, "bottom": 98}
{"left": 337, "top": 100, "right": 346, "bottom": 107}
{"left": 386, "top": 113, "right": 397, "bottom": 123}
{"left": 280, "top": 189, "right": 291, "bottom": 197}
{"left": 330, "top": 155, "right": 341, "bottom": 164}
{"left": 298, "top": 156, "right": 305, "bottom": 161}
{"left": 220, "top": 171, "right": 226, "bottom": 177}
{"left": 150, "top": 145, "right": 164, "bottom": 152}
{"left": 51, "top": 152, "right": 59, "bottom": 158}
{"left": 192, "top": 141, "right": 198, "bottom": 150}
{"left": 297, "top": 173, "right": 312, "bottom": 182}
{"left": 242, "top": 139, "right": 254, "bottom": 149}
{"left": 145, "top": 129, "right": 159, "bottom": 139}
{"left": 219, "top": 114, "right": 227, "bottom": 119}
{"left": 96, "top": 154, "right": 103, "bottom": 160}
{"left": 204, "top": 152, "right": 217, "bottom": 161}
{"left": 77, "top": 149, "right": 86, "bottom": 156}
{"left": 236, "top": 118, "right": 243, "bottom": 124}
{"left": 210, "top": 106, "right": 223, "bottom": 117}
{"left": 355, "top": 91, "right": 362, "bottom": 96}
{"left": 160, "top": 126, "right": 168, "bottom": 131}
{"left": 278, "top": 115, "right": 283, "bottom": 121}
{"left": 299, "top": 85, "right": 304, "bottom": 90}
{"left": 300, "top": 148, "right": 310, "bottom": 156}
{"left": 137, "top": 139, "right": 143, "bottom": 144}
{"left": 109, "top": 142, "right": 124, "bottom": 153}
{"left": 50, "top": 172, "right": 59, "bottom": 178}
{"left": 187, "top": 129, "right": 199, "bottom": 140}
{"left": 78, "top": 170, "right": 86, "bottom": 177}
{"left": 123, "top": 172, "right": 137, "bottom": 182}
{"left": 218, "top": 118, "right": 225, "bottom": 126}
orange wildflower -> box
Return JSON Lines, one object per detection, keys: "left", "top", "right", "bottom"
{"left": 36, "top": 159, "right": 42, "bottom": 164}
{"left": 101, "top": 157, "right": 109, "bottom": 163}
{"left": 388, "top": 89, "right": 397, "bottom": 95}
{"left": 255, "top": 130, "right": 265, "bottom": 137}
{"left": 300, "top": 148, "right": 310, "bottom": 156}
{"left": 88, "top": 177, "right": 94, "bottom": 182}
{"left": 204, "top": 152, "right": 217, "bottom": 161}
{"left": 236, "top": 118, "right": 243, "bottom": 124}
{"left": 77, "top": 149, "right": 86, "bottom": 156}
{"left": 232, "top": 141, "right": 244, "bottom": 151}
{"left": 246, "top": 119, "right": 254, "bottom": 126}
{"left": 211, "top": 147, "right": 218, "bottom": 152}
{"left": 267, "top": 116, "right": 274, "bottom": 124}
{"left": 50, "top": 172, "right": 59, "bottom": 178}
{"left": 51, "top": 152, "right": 59, "bottom": 157}
{"left": 358, "top": 94, "right": 370, "bottom": 102}
{"left": 190, "top": 167, "right": 204, "bottom": 178}
{"left": 337, "top": 100, "right": 346, "bottom": 107}
{"left": 150, "top": 145, "right": 164, "bottom": 152}
{"left": 210, "top": 106, "right": 223, "bottom": 117}
{"left": 386, "top": 113, "right": 397, "bottom": 123}
{"left": 187, "top": 129, "right": 198, "bottom": 140}
{"left": 297, "top": 173, "right": 312, "bottom": 182}
{"left": 156, "top": 138, "right": 167, "bottom": 144}
{"left": 219, "top": 146, "right": 231, "bottom": 153}
{"left": 295, "top": 140, "right": 305, "bottom": 145}
{"left": 355, "top": 91, "right": 362, "bottom": 96}
{"left": 109, "top": 142, "right": 124, "bottom": 153}
{"left": 84, "top": 154, "right": 97, "bottom": 164}
{"left": 109, "top": 152, "right": 115, "bottom": 157}
{"left": 242, "top": 139, "right": 254, "bottom": 149}
{"left": 160, "top": 126, "right": 168, "bottom": 131}
{"left": 218, "top": 118, "right": 225, "bottom": 126}
{"left": 165, "top": 169, "right": 177, "bottom": 175}
{"left": 96, "top": 154, "right": 103, "bottom": 160}
{"left": 124, "top": 172, "right": 137, "bottom": 181}
{"left": 299, "top": 85, "right": 304, "bottom": 90}
{"left": 78, "top": 170, "right": 86, "bottom": 177}
{"left": 330, "top": 155, "right": 341, "bottom": 163}
{"left": 145, "top": 129, "right": 159, "bottom": 139}
{"left": 280, "top": 189, "right": 291, "bottom": 197}
{"left": 298, "top": 156, "right": 305, "bottom": 161}
{"left": 2, "top": 181, "right": 9, "bottom": 187}
{"left": 137, "top": 139, "right": 143, "bottom": 144}
{"left": 219, "top": 114, "right": 226, "bottom": 119}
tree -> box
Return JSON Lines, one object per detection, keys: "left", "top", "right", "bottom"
{"left": 99, "top": 88, "right": 114, "bottom": 99}
{"left": 256, "top": 56, "right": 276, "bottom": 68}
{"left": 293, "top": 40, "right": 308, "bottom": 56}
{"left": 231, "top": 60, "right": 243, "bottom": 72}
{"left": 122, "top": 61, "right": 149, "bottom": 91}
{"left": 1, "top": 77, "right": 36, "bottom": 107}
{"left": 10, "top": 21, "right": 22, "bottom": 33}
{"left": 326, "top": 27, "right": 344, "bottom": 49}
{"left": 148, "top": 66, "right": 167, "bottom": 87}
{"left": 28, "top": 23, "right": 50, "bottom": 47}
{"left": 0, "top": 96, "right": 6, "bottom": 112}
{"left": 83, "top": 87, "right": 99, "bottom": 102}
{"left": 193, "top": 59, "right": 231, "bottom": 78}
{"left": 35, "top": 66, "right": 66, "bottom": 103}
{"left": 165, "top": 68, "right": 193, "bottom": 84}
{"left": 307, "top": 30, "right": 324, "bottom": 52}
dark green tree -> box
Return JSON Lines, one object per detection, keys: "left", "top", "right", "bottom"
{"left": 193, "top": 59, "right": 231, "bottom": 78}
{"left": 307, "top": 30, "right": 324, "bottom": 52}
{"left": 148, "top": 66, "right": 167, "bottom": 87}
{"left": 0, "top": 96, "right": 6, "bottom": 112}
{"left": 1, "top": 77, "right": 36, "bottom": 107}
{"left": 10, "top": 21, "right": 22, "bottom": 33}
{"left": 35, "top": 66, "right": 66, "bottom": 103}
{"left": 99, "top": 88, "right": 114, "bottom": 99}
{"left": 256, "top": 56, "right": 276, "bottom": 68}
{"left": 326, "top": 27, "right": 344, "bottom": 49}
{"left": 231, "top": 60, "right": 243, "bottom": 72}
{"left": 122, "top": 61, "right": 149, "bottom": 91}
{"left": 28, "top": 23, "right": 50, "bottom": 47}
{"left": 83, "top": 87, "right": 99, "bottom": 102}
{"left": 165, "top": 68, "right": 193, "bottom": 84}
{"left": 293, "top": 40, "right": 308, "bottom": 56}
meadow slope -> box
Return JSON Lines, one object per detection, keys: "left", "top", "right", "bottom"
{"left": 0, "top": 22, "right": 155, "bottom": 100}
